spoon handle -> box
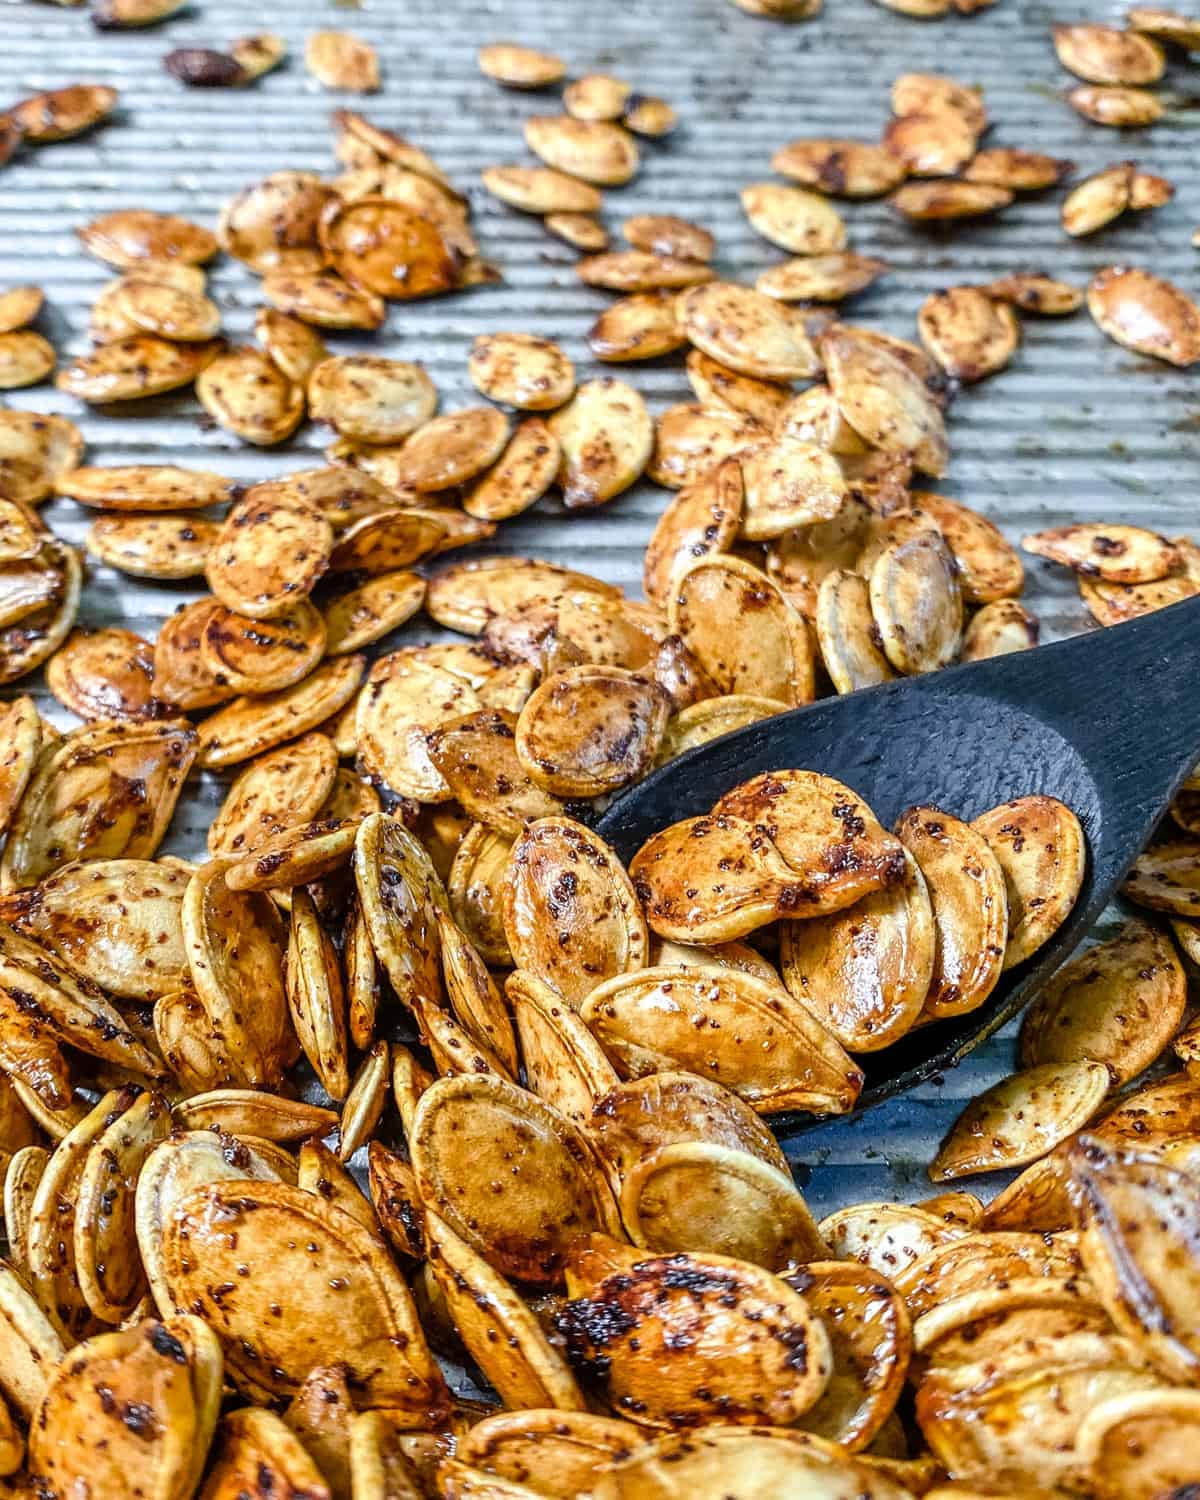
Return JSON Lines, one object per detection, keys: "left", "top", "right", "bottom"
{"left": 980, "top": 590, "right": 1200, "bottom": 828}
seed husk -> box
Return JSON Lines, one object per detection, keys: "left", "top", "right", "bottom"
{"left": 1053, "top": 23, "right": 1165, "bottom": 84}
{"left": 1088, "top": 266, "right": 1200, "bottom": 367}
{"left": 524, "top": 116, "right": 639, "bottom": 186}
{"left": 1067, "top": 83, "right": 1165, "bottom": 125}
{"left": 477, "top": 43, "right": 566, "bottom": 87}
{"left": 482, "top": 166, "right": 602, "bottom": 215}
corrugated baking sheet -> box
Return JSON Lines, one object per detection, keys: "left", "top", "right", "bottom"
{"left": 0, "top": 0, "right": 1196, "bottom": 1215}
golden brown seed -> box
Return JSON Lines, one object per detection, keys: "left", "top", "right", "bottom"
{"left": 648, "top": 404, "right": 765, "bottom": 490}
{"left": 685, "top": 351, "right": 790, "bottom": 425}
{"left": 195, "top": 346, "right": 304, "bottom": 446}
{"left": 514, "top": 666, "right": 671, "bottom": 797}
{"left": 1062, "top": 162, "right": 1135, "bottom": 236}
{"left": 891, "top": 73, "right": 988, "bottom": 132}
{"left": 982, "top": 273, "right": 1084, "bottom": 316}
{"left": 544, "top": 213, "right": 609, "bottom": 251}
{"left": 254, "top": 308, "right": 329, "bottom": 385}
{"left": 965, "top": 149, "right": 1075, "bottom": 191}
{"left": 0, "top": 286, "right": 43, "bottom": 334}
{"left": 588, "top": 291, "right": 686, "bottom": 362}
{"left": 482, "top": 166, "right": 603, "bottom": 215}
{"left": 890, "top": 181, "right": 1013, "bottom": 221}
{"left": 477, "top": 43, "right": 566, "bottom": 88}
{"left": 307, "top": 355, "right": 437, "bottom": 443}
{"left": 319, "top": 195, "right": 463, "bottom": 301}
{"left": 973, "top": 795, "right": 1087, "bottom": 968}
{"left": 85, "top": 512, "right": 218, "bottom": 580}
{"left": 869, "top": 532, "right": 963, "bottom": 674}
{"left": 464, "top": 418, "right": 560, "bottom": 522}
{"left": 757, "top": 253, "right": 889, "bottom": 304}
{"left": 564, "top": 74, "right": 631, "bottom": 122}
{"left": 917, "top": 287, "right": 1020, "bottom": 382}
{"left": 217, "top": 171, "right": 336, "bottom": 273}
{"left": 821, "top": 327, "right": 948, "bottom": 477}
{"left": 80, "top": 209, "right": 218, "bottom": 269}
{"left": 0, "top": 333, "right": 54, "bottom": 390}
{"left": 231, "top": 34, "right": 288, "bottom": 81}
{"left": 624, "top": 96, "right": 678, "bottom": 137}
{"left": 387, "top": 407, "right": 510, "bottom": 492}
{"left": 1023, "top": 522, "right": 1180, "bottom": 582}
{"left": 548, "top": 378, "right": 653, "bottom": 508}
{"left": 962, "top": 598, "right": 1040, "bottom": 659}
{"left": 1127, "top": 5, "right": 1200, "bottom": 45}
{"left": 305, "top": 29, "right": 380, "bottom": 91}
{"left": 261, "top": 268, "right": 385, "bottom": 330}
{"left": 771, "top": 138, "right": 907, "bottom": 198}
{"left": 56, "top": 336, "right": 222, "bottom": 404}
{"left": 643, "top": 458, "right": 744, "bottom": 610}
{"left": 111, "top": 278, "right": 221, "bottom": 342}
{"left": 1053, "top": 23, "right": 1165, "bottom": 84}
{"left": 468, "top": 332, "right": 575, "bottom": 410}
{"left": 576, "top": 251, "right": 714, "bottom": 293}
{"left": 1068, "top": 83, "right": 1165, "bottom": 125}
{"left": 623, "top": 214, "right": 715, "bottom": 262}
{"left": 207, "top": 486, "right": 332, "bottom": 618}
{"left": 741, "top": 184, "right": 848, "bottom": 253}
{"left": 524, "top": 116, "right": 639, "bottom": 186}
{"left": 882, "top": 112, "right": 978, "bottom": 178}
{"left": 7, "top": 84, "right": 119, "bottom": 143}
{"left": 731, "top": 0, "right": 823, "bottom": 16}
{"left": 1088, "top": 266, "right": 1200, "bottom": 366}
{"left": 680, "top": 282, "right": 821, "bottom": 380}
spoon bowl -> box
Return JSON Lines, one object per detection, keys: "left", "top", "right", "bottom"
{"left": 598, "top": 593, "right": 1200, "bottom": 1143}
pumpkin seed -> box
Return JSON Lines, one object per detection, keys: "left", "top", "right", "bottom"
{"left": 306, "top": 355, "right": 435, "bottom": 443}
{"left": 757, "top": 252, "right": 888, "bottom": 303}
{"left": 623, "top": 214, "right": 714, "bottom": 261}
{"left": 477, "top": 42, "right": 566, "bottom": 87}
{"left": 971, "top": 795, "right": 1087, "bottom": 967}
{"left": 1024, "top": 521, "right": 1179, "bottom": 582}
{"left": 514, "top": 665, "right": 671, "bottom": 797}
{"left": 196, "top": 654, "right": 365, "bottom": 769}
{"left": 305, "top": 29, "right": 380, "bottom": 91}
{"left": 524, "top": 116, "right": 639, "bottom": 186}
{"left": 780, "top": 847, "right": 934, "bottom": 1052}
{"left": 319, "top": 195, "right": 463, "bottom": 301}
{"left": 424, "top": 709, "right": 563, "bottom": 836}
{"left": 262, "top": 267, "right": 385, "bottom": 329}
{"left": 57, "top": 334, "right": 222, "bottom": 403}
{"left": 623, "top": 95, "right": 678, "bottom": 137}
{"left": 544, "top": 212, "right": 609, "bottom": 250}
{"left": 962, "top": 597, "right": 1040, "bottom": 659}
{"left": 548, "top": 377, "right": 653, "bottom": 507}
{"left": 209, "top": 735, "right": 337, "bottom": 860}
{"left": 560, "top": 1248, "right": 832, "bottom": 1428}
{"left": 55, "top": 462, "right": 233, "bottom": 512}
{"left": 648, "top": 403, "right": 766, "bottom": 490}
{"left": 482, "top": 165, "right": 602, "bottom": 215}
{"left": 0, "top": 331, "right": 54, "bottom": 389}
{"left": 910, "top": 492, "right": 1025, "bottom": 602}
{"left": 965, "top": 148, "right": 1075, "bottom": 191}
{"left": 587, "top": 291, "right": 686, "bottom": 362}
{"left": 890, "top": 180, "right": 1013, "bottom": 220}
{"left": 457, "top": 1410, "right": 636, "bottom": 1498}
{"left": 427, "top": 556, "right": 618, "bottom": 636}
{"left": 0, "top": 287, "right": 40, "bottom": 336}
{"left": 207, "top": 485, "right": 332, "bottom": 619}
{"left": 669, "top": 554, "right": 814, "bottom": 704}
{"left": 199, "top": 601, "right": 325, "bottom": 696}
{"left": 467, "top": 332, "right": 575, "bottom": 411}
{"left": 883, "top": 111, "right": 978, "bottom": 178}
{"left": 821, "top": 326, "right": 948, "bottom": 475}
{"left": 577, "top": 251, "right": 713, "bottom": 292}
{"left": 739, "top": 436, "right": 847, "bottom": 540}
{"left": 85, "top": 512, "right": 218, "bottom": 580}
{"left": 45, "top": 626, "right": 157, "bottom": 722}
{"left": 564, "top": 73, "right": 631, "bottom": 122}
{"left": 2, "top": 719, "right": 194, "bottom": 890}
{"left": 0, "top": 411, "right": 82, "bottom": 506}
{"left": 814, "top": 569, "right": 897, "bottom": 694}
{"left": 681, "top": 282, "right": 821, "bottom": 380}
{"left": 642, "top": 457, "right": 743, "bottom": 609}
{"left": 79, "top": 208, "right": 217, "bottom": 268}
{"left": 891, "top": 72, "right": 988, "bottom": 131}
{"left": 195, "top": 346, "right": 304, "bottom": 446}
{"left": 1068, "top": 83, "right": 1165, "bottom": 125}
{"left": 112, "top": 276, "right": 221, "bottom": 341}
{"left": 684, "top": 351, "right": 788, "bottom": 427}
{"left": 320, "top": 570, "right": 425, "bottom": 655}
{"left": 448, "top": 824, "right": 514, "bottom": 967}
{"left": 917, "top": 287, "right": 1019, "bottom": 382}
{"left": 463, "top": 417, "right": 560, "bottom": 522}
{"left": 772, "top": 138, "right": 907, "bottom": 197}
{"left": 1127, "top": 4, "right": 1200, "bottom": 45}
{"left": 413, "top": 1072, "right": 621, "bottom": 1285}
{"left": 1053, "top": 23, "right": 1165, "bottom": 83}
{"left": 584, "top": 964, "right": 862, "bottom": 1114}
{"left": 7, "top": 83, "right": 118, "bottom": 142}
{"left": 1089, "top": 265, "right": 1200, "bottom": 366}
{"left": 0, "top": 697, "right": 40, "bottom": 838}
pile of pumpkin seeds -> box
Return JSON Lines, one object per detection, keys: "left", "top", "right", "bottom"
{"left": 0, "top": 7, "right": 1196, "bottom": 1499}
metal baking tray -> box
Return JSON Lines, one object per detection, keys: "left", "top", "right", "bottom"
{"left": 0, "top": 0, "right": 1195, "bottom": 1213}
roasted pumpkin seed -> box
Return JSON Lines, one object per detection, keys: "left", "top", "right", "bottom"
{"left": 548, "top": 377, "right": 653, "bottom": 508}
{"left": 481, "top": 166, "right": 602, "bottom": 215}
{"left": 207, "top": 486, "right": 332, "bottom": 619}
{"left": 1088, "top": 265, "right": 1200, "bottom": 367}
{"left": 86, "top": 512, "right": 219, "bottom": 580}
{"left": 477, "top": 43, "right": 566, "bottom": 88}
{"left": 57, "top": 334, "right": 222, "bottom": 403}
{"left": 1053, "top": 22, "right": 1165, "bottom": 84}
{"left": 524, "top": 116, "right": 639, "bottom": 186}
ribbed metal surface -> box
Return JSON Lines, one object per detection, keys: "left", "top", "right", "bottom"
{"left": 0, "top": 0, "right": 1195, "bottom": 1212}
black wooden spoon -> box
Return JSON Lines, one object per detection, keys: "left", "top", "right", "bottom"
{"left": 597, "top": 592, "right": 1200, "bottom": 1139}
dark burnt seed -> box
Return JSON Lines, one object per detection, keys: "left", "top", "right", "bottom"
{"left": 164, "top": 49, "right": 247, "bottom": 88}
